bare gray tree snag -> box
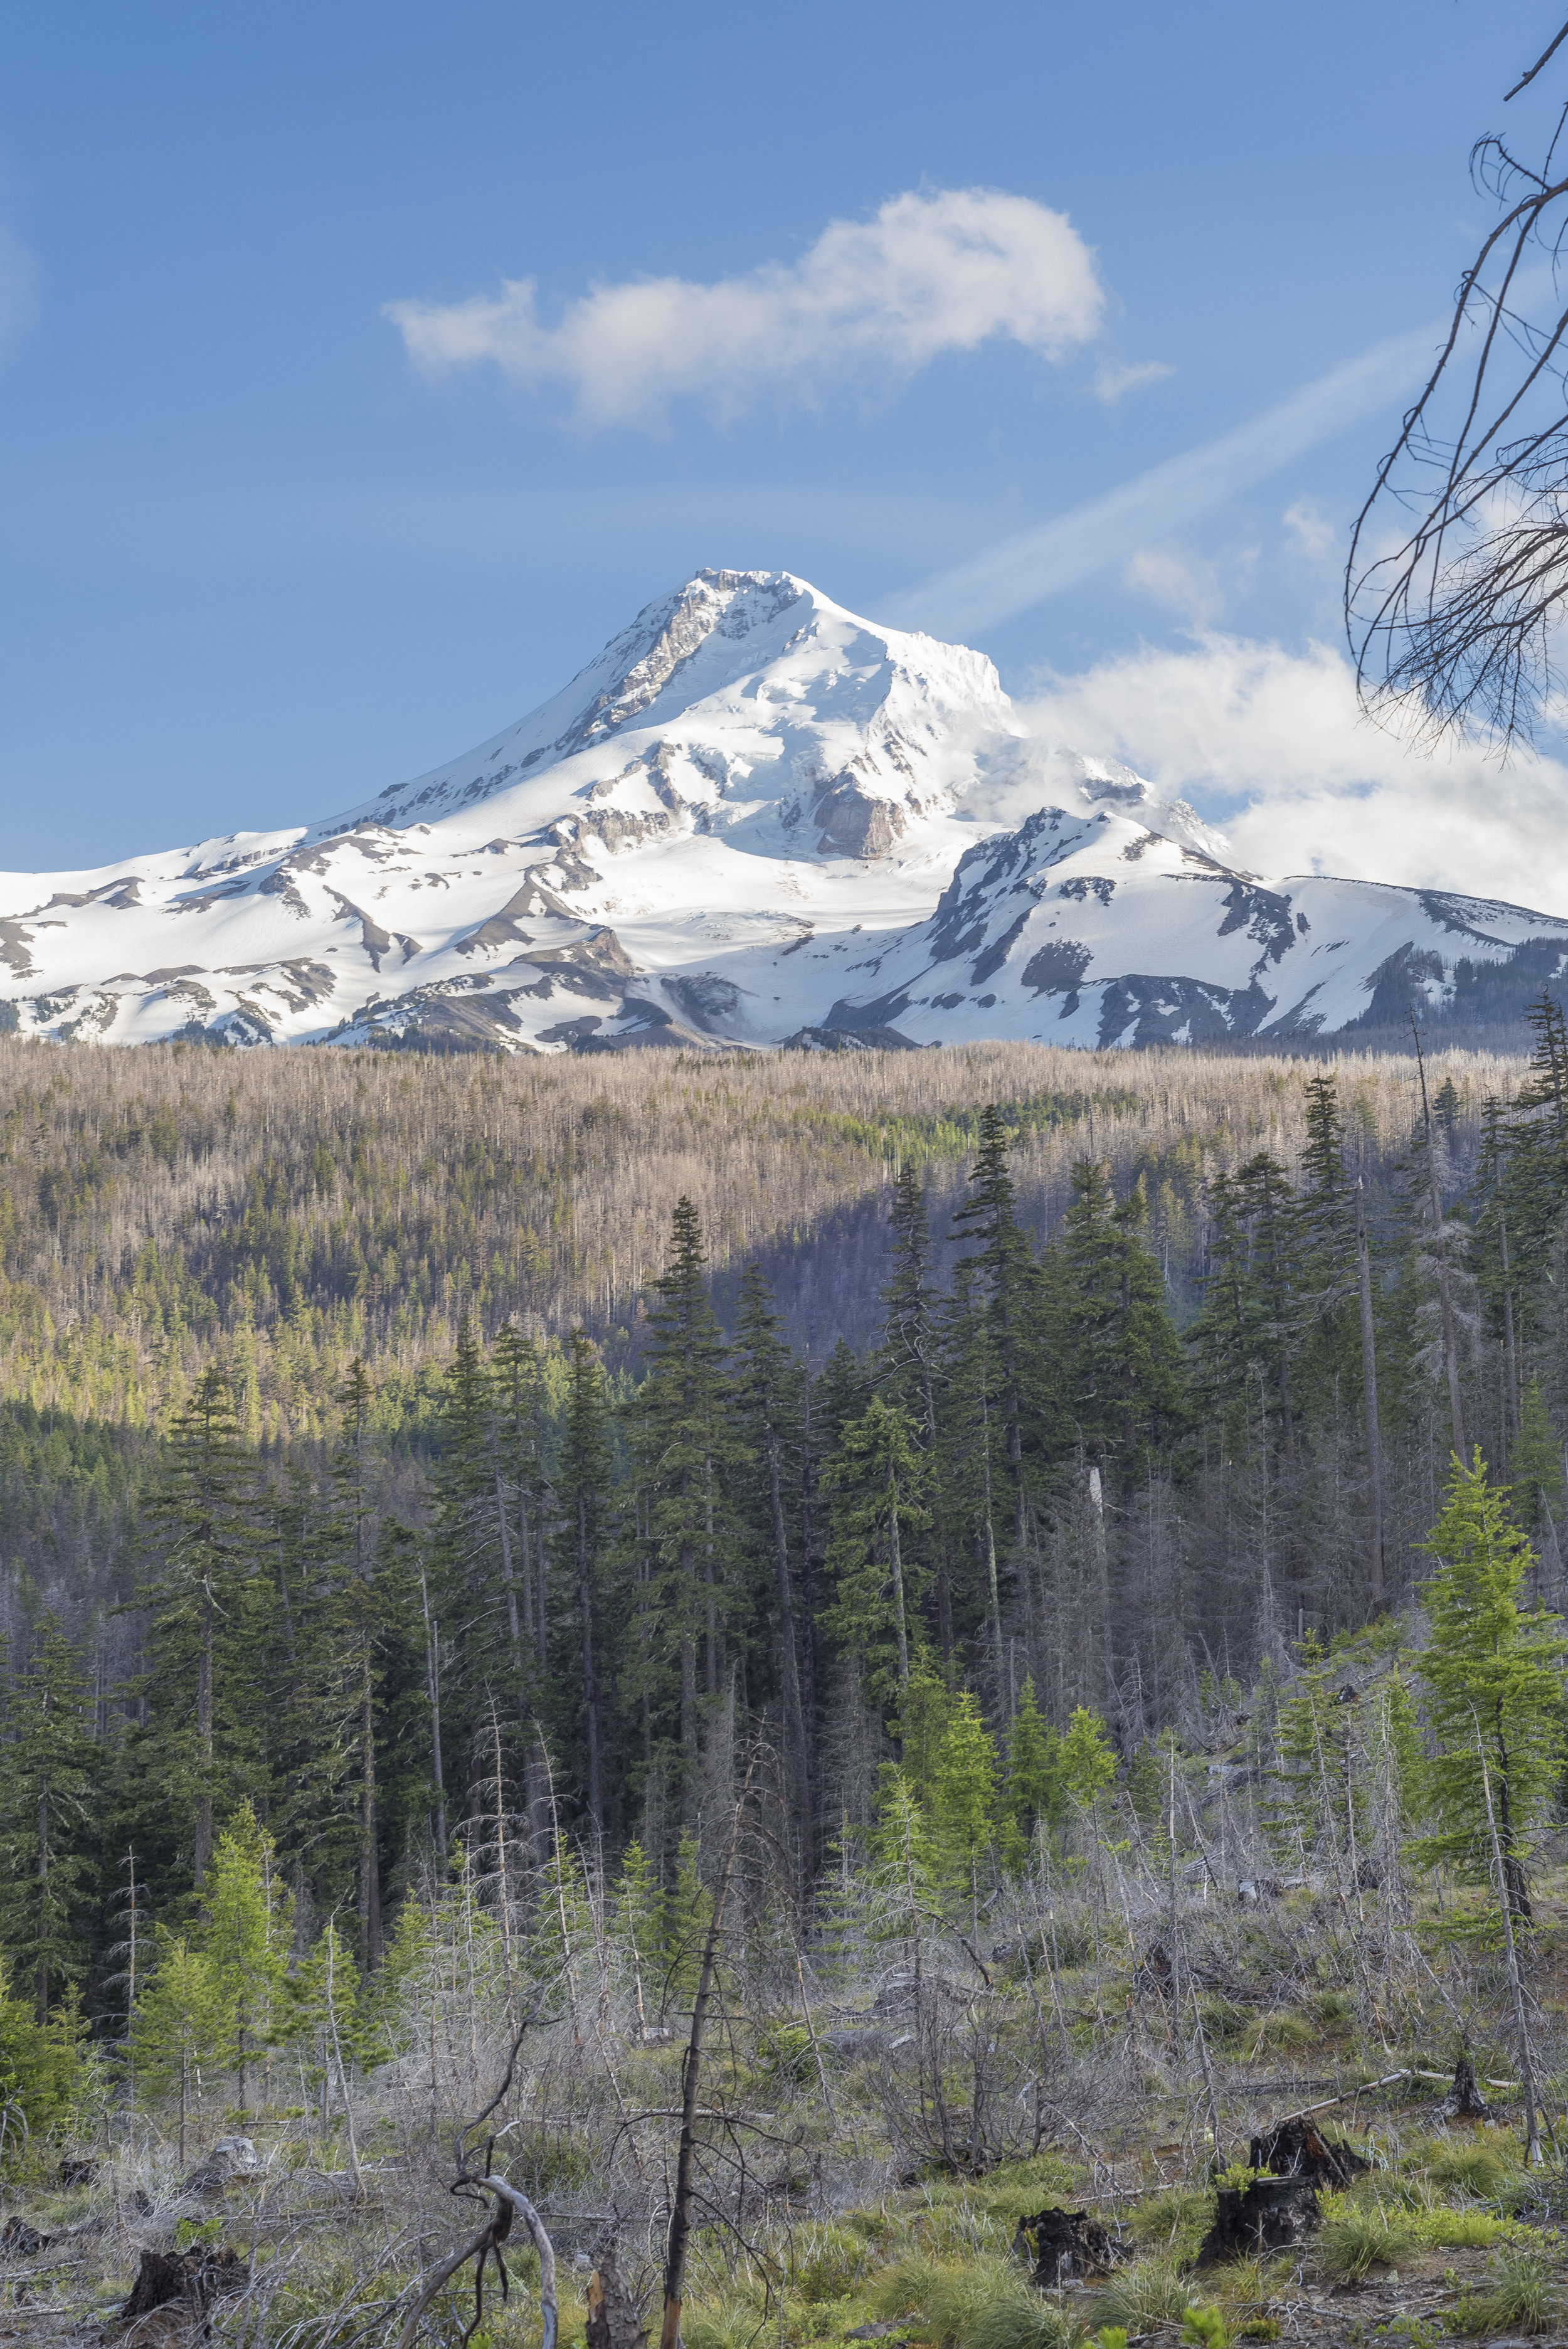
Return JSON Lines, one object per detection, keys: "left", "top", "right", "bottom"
{"left": 1412, "top": 1019, "right": 1466, "bottom": 1459}
{"left": 394, "top": 2176, "right": 557, "bottom": 2349}
{"left": 397, "top": 2015, "right": 557, "bottom": 2349}
{"left": 1347, "top": 17, "right": 1568, "bottom": 746}
{"left": 660, "top": 1760, "right": 755, "bottom": 2349}
{"left": 1356, "top": 1178, "right": 1385, "bottom": 1608}
{"left": 1474, "top": 1710, "right": 1544, "bottom": 2163}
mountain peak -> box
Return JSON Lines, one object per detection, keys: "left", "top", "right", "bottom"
{"left": 2, "top": 571, "right": 1564, "bottom": 1053}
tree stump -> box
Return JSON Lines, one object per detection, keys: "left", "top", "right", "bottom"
{"left": 1249, "top": 2116, "right": 1368, "bottom": 2187}
{"left": 1012, "top": 2207, "right": 1116, "bottom": 2286}
{"left": 1195, "top": 2178, "right": 1320, "bottom": 2267}
{"left": 586, "top": 2248, "right": 649, "bottom": 2349}
{"left": 118, "top": 2246, "right": 245, "bottom": 2328}
{"left": 1443, "top": 2054, "right": 1491, "bottom": 2119}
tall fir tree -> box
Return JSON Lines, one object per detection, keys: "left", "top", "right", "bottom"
{"left": 0, "top": 1618, "right": 100, "bottom": 2018}
{"left": 822, "top": 1395, "right": 930, "bottom": 1713}
{"left": 553, "top": 1328, "right": 614, "bottom": 1840}
{"left": 132, "top": 1367, "right": 262, "bottom": 1890}
{"left": 627, "top": 1199, "right": 744, "bottom": 1806}
{"left": 730, "top": 1265, "right": 812, "bottom": 1864}
{"left": 950, "top": 1107, "right": 1036, "bottom": 1544}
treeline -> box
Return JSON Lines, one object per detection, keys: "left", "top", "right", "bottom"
{"left": 0, "top": 1029, "right": 1529, "bottom": 1445}
{"left": 4, "top": 1007, "right": 1568, "bottom": 2061}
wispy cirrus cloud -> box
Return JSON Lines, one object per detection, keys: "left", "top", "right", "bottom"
{"left": 384, "top": 188, "right": 1106, "bottom": 428}
{"left": 889, "top": 321, "right": 1444, "bottom": 636}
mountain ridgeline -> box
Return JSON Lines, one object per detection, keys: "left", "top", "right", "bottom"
{"left": 2, "top": 568, "right": 1566, "bottom": 1056}
{"left": 3, "top": 1007, "right": 1568, "bottom": 2019}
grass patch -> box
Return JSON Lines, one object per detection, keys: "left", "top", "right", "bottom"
{"left": 1244, "top": 2008, "right": 1318, "bottom": 2058}
{"left": 1127, "top": 2186, "right": 1214, "bottom": 2260}
{"left": 1408, "top": 2133, "right": 1522, "bottom": 2200}
{"left": 1088, "top": 2256, "right": 1196, "bottom": 2336}
{"left": 1316, "top": 2192, "right": 1420, "bottom": 2281}
{"left": 1448, "top": 2245, "right": 1563, "bottom": 2336}
{"left": 875, "top": 2254, "right": 1086, "bottom": 2349}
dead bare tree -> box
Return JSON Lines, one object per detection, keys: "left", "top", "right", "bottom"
{"left": 395, "top": 2014, "right": 559, "bottom": 2349}
{"left": 1347, "top": 17, "right": 1568, "bottom": 747}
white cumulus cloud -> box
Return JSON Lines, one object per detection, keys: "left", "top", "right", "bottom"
{"left": 384, "top": 188, "right": 1105, "bottom": 428}
{"left": 1017, "top": 634, "right": 1568, "bottom": 915}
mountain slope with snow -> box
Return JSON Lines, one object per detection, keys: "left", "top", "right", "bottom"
{"left": 2, "top": 568, "right": 1564, "bottom": 1053}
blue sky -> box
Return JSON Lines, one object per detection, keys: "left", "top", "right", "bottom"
{"left": 1, "top": 1, "right": 1564, "bottom": 884}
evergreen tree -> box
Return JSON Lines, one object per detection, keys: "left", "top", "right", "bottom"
{"left": 0, "top": 1619, "right": 99, "bottom": 2018}
{"left": 1058, "top": 1164, "right": 1188, "bottom": 1471}
{"left": 627, "top": 1199, "right": 744, "bottom": 1799}
{"left": 132, "top": 1367, "right": 262, "bottom": 1889}
{"left": 1295, "top": 1073, "right": 1362, "bottom": 1415}
{"left": 1056, "top": 1707, "right": 1118, "bottom": 1814}
{"left": 1004, "top": 1677, "right": 1060, "bottom": 1851}
{"left": 931, "top": 1689, "right": 999, "bottom": 1930}
{"left": 1510, "top": 1382, "right": 1565, "bottom": 1537}
{"left": 554, "top": 1328, "right": 613, "bottom": 1838}
{"left": 950, "top": 1108, "right": 1036, "bottom": 1544}
{"left": 880, "top": 1167, "right": 939, "bottom": 1434}
{"left": 730, "top": 1265, "right": 810, "bottom": 1856}
{"left": 1414, "top": 1453, "right": 1564, "bottom": 1928}
{"left": 130, "top": 1933, "right": 226, "bottom": 2163}
{"left": 822, "top": 1396, "right": 930, "bottom": 1712}
{"left": 200, "top": 1803, "right": 292, "bottom": 2113}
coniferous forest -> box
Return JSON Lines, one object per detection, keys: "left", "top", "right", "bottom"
{"left": 8, "top": 1017, "right": 1568, "bottom": 2346}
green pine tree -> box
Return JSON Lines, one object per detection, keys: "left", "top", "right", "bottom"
{"left": 1414, "top": 1453, "right": 1564, "bottom": 1929}
{"left": 627, "top": 1199, "right": 745, "bottom": 1795}
{"left": 1004, "top": 1677, "right": 1061, "bottom": 1852}
{"left": 822, "top": 1395, "right": 930, "bottom": 1712}
{"left": 730, "top": 1265, "right": 811, "bottom": 1853}
{"left": 554, "top": 1328, "right": 614, "bottom": 1837}
{"left": 132, "top": 1367, "right": 263, "bottom": 1889}
{"left": 0, "top": 1618, "right": 99, "bottom": 2019}
{"left": 931, "top": 1689, "right": 999, "bottom": 1931}
{"left": 200, "top": 1803, "right": 293, "bottom": 2114}
{"left": 130, "top": 1933, "right": 227, "bottom": 2162}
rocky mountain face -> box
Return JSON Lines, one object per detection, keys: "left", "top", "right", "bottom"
{"left": 2, "top": 568, "right": 1564, "bottom": 1053}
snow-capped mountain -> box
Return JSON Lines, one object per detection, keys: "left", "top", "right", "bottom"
{"left": 3, "top": 568, "right": 1564, "bottom": 1053}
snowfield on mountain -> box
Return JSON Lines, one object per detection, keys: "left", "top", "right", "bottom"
{"left": 2, "top": 567, "right": 1564, "bottom": 1053}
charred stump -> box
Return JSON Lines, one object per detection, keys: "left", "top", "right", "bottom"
{"left": 586, "top": 2249, "right": 649, "bottom": 2349}
{"left": 1138, "top": 1941, "right": 1174, "bottom": 2002}
{"left": 1250, "top": 2116, "right": 1368, "bottom": 2187}
{"left": 1195, "top": 2178, "right": 1321, "bottom": 2267}
{"left": 1013, "top": 2207, "right": 1116, "bottom": 2286}
{"left": 119, "top": 2246, "right": 245, "bottom": 2328}
{"left": 1443, "top": 2054, "right": 1491, "bottom": 2119}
